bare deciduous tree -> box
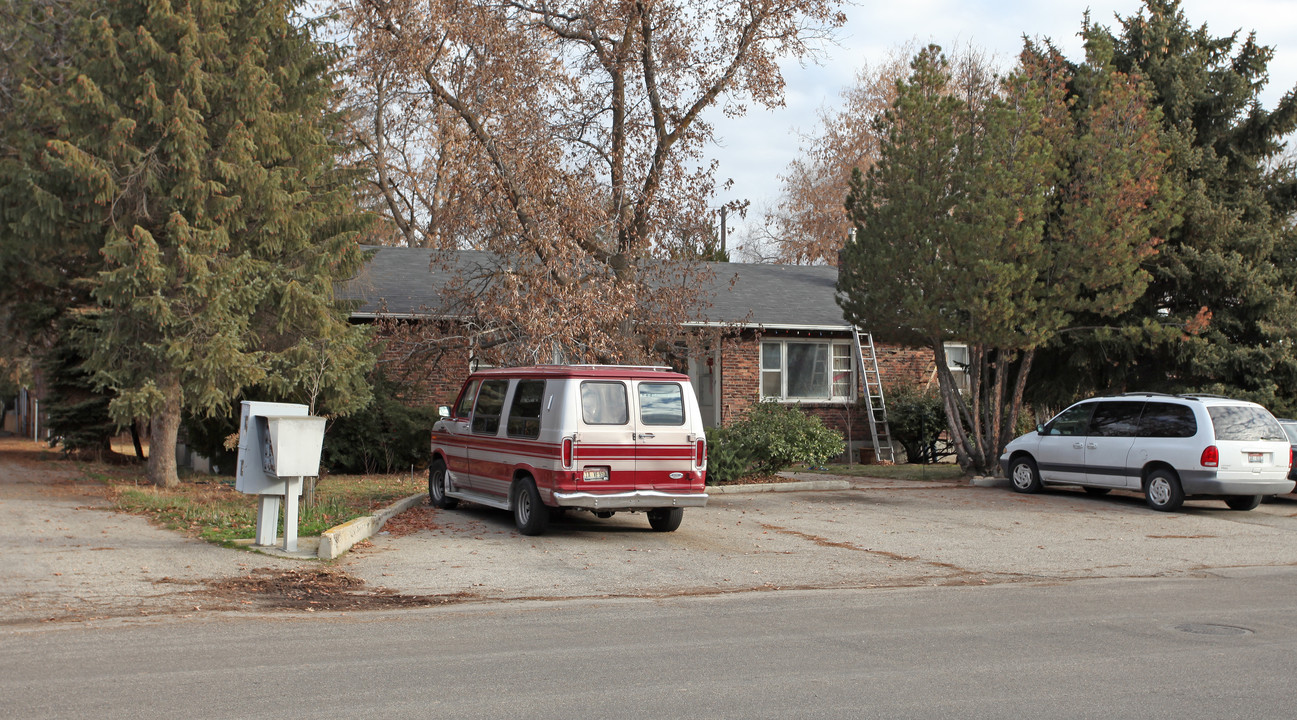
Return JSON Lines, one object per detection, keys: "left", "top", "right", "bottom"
{"left": 336, "top": 0, "right": 845, "bottom": 362}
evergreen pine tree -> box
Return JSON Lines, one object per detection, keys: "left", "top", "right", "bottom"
{"left": 4, "top": 0, "right": 373, "bottom": 485}
{"left": 1031, "top": 0, "right": 1297, "bottom": 411}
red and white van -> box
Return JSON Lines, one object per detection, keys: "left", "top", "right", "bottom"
{"left": 428, "top": 365, "right": 709, "bottom": 535}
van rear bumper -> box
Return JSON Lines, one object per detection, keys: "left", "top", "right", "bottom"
{"left": 1179, "top": 470, "right": 1295, "bottom": 496}
{"left": 552, "top": 490, "right": 709, "bottom": 510}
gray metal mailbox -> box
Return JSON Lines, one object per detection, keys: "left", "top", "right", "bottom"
{"left": 235, "top": 401, "right": 326, "bottom": 552}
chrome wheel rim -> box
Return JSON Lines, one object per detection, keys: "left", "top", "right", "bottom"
{"left": 1011, "top": 463, "right": 1034, "bottom": 490}
{"left": 1148, "top": 477, "right": 1170, "bottom": 506}
{"left": 517, "top": 489, "right": 531, "bottom": 524}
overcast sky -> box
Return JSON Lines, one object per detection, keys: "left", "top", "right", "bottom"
{"left": 706, "top": 0, "right": 1297, "bottom": 256}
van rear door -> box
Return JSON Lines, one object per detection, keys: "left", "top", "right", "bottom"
{"left": 575, "top": 380, "right": 638, "bottom": 492}
{"left": 631, "top": 380, "right": 696, "bottom": 490}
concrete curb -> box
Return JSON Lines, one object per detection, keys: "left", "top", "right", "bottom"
{"left": 318, "top": 492, "right": 427, "bottom": 560}
{"left": 708, "top": 479, "right": 852, "bottom": 494}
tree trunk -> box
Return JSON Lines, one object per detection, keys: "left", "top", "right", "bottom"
{"left": 131, "top": 420, "right": 144, "bottom": 460}
{"left": 147, "top": 384, "right": 182, "bottom": 488}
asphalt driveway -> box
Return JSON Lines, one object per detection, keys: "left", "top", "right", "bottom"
{"left": 342, "top": 477, "right": 1297, "bottom": 602}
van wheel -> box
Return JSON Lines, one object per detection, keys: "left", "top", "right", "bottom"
{"left": 647, "top": 508, "right": 684, "bottom": 532}
{"left": 513, "top": 478, "right": 549, "bottom": 536}
{"left": 1008, "top": 456, "right": 1042, "bottom": 493}
{"left": 1145, "top": 469, "right": 1184, "bottom": 512}
{"left": 1224, "top": 494, "right": 1262, "bottom": 511}
{"left": 428, "top": 460, "right": 458, "bottom": 509}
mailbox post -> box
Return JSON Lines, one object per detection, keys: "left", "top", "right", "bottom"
{"left": 235, "top": 401, "right": 326, "bottom": 552}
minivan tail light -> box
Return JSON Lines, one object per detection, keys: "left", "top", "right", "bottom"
{"left": 695, "top": 438, "right": 706, "bottom": 468}
{"left": 562, "top": 437, "right": 574, "bottom": 469}
{"left": 1290, "top": 447, "right": 1294, "bottom": 470}
{"left": 1201, "top": 445, "right": 1219, "bottom": 468}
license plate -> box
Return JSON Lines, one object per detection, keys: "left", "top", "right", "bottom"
{"left": 583, "top": 467, "right": 609, "bottom": 482}
{"left": 1248, "top": 453, "right": 1263, "bottom": 464}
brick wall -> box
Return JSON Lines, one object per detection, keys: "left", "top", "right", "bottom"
{"left": 717, "top": 330, "right": 937, "bottom": 451}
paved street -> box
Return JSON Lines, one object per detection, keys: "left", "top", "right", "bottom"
{"left": 6, "top": 569, "right": 1297, "bottom": 719}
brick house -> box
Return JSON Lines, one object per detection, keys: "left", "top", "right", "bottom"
{"left": 341, "top": 247, "right": 950, "bottom": 460}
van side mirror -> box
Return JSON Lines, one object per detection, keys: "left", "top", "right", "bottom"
{"left": 438, "top": 406, "right": 451, "bottom": 419}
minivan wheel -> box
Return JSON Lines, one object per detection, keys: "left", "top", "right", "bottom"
{"left": 647, "top": 508, "right": 684, "bottom": 532}
{"left": 513, "top": 478, "right": 549, "bottom": 536}
{"left": 1145, "top": 469, "right": 1184, "bottom": 512}
{"left": 1009, "top": 456, "right": 1042, "bottom": 493}
{"left": 428, "top": 460, "right": 458, "bottom": 509}
{"left": 1224, "top": 494, "right": 1262, "bottom": 511}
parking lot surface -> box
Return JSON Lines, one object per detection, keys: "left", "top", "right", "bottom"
{"left": 343, "top": 478, "right": 1297, "bottom": 601}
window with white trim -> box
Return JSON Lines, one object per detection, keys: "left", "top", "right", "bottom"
{"left": 760, "top": 340, "right": 856, "bottom": 402}
{"left": 944, "top": 342, "right": 970, "bottom": 393}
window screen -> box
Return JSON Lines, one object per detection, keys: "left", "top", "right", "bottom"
{"left": 639, "top": 383, "right": 684, "bottom": 425}
{"left": 1137, "top": 402, "right": 1197, "bottom": 438}
{"left": 1208, "top": 406, "right": 1286, "bottom": 441}
{"left": 506, "top": 380, "right": 545, "bottom": 439}
{"left": 454, "top": 380, "right": 480, "bottom": 419}
{"left": 1089, "top": 402, "right": 1144, "bottom": 437}
{"left": 580, "top": 381, "right": 629, "bottom": 425}
{"left": 1045, "top": 403, "right": 1094, "bottom": 437}
{"left": 471, "top": 379, "right": 509, "bottom": 435}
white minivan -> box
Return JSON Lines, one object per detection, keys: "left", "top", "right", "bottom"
{"left": 999, "top": 393, "right": 1294, "bottom": 511}
{"left": 429, "top": 365, "right": 709, "bottom": 535}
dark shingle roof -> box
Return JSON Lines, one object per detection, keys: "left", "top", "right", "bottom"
{"left": 340, "top": 247, "right": 851, "bottom": 329}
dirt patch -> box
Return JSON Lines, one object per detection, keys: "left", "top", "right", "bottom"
{"left": 197, "top": 568, "right": 477, "bottom": 612}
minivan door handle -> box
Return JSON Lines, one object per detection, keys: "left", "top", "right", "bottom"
{"left": 1086, "top": 442, "right": 1098, "bottom": 449}
{"left": 1073, "top": 442, "right": 1084, "bottom": 449}
{"left": 638, "top": 432, "right": 656, "bottom": 440}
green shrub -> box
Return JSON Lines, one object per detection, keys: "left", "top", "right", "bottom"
{"left": 706, "top": 402, "right": 844, "bottom": 483}
{"left": 885, "top": 383, "right": 948, "bottom": 464}
{"left": 704, "top": 425, "right": 753, "bottom": 484}
{"left": 322, "top": 371, "right": 440, "bottom": 474}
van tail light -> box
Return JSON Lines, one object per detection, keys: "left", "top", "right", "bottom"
{"left": 562, "top": 437, "right": 574, "bottom": 469}
{"left": 695, "top": 438, "right": 706, "bottom": 468}
{"left": 1290, "top": 447, "right": 1294, "bottom": 470}
{"left": 1201, "top": 445, "right": 1219, "bottom": 468}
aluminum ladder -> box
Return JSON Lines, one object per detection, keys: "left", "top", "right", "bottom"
{"left": 852, "top": 328, "right": 896, "bottom": 464}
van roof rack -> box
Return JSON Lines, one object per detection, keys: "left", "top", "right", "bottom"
{"left": 565, "top": 364, "right": 674, "bottom": 372}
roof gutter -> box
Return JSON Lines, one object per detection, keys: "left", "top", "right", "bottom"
{"left": 680, "top": 321, "right": 855, "bottom": 332}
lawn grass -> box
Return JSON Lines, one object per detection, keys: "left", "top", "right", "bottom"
{"left": 101, "top": 466, "right": 423, "bottom": 544}
{"left": 789, "top": 462, "right": 971, "bottom": 482}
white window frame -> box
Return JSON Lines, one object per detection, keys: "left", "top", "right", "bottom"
{"left": 944, "top": 342, "right": 970, "bottom": 393}
{"left": 760, "top": 340, "right": 856, "bottom": 403}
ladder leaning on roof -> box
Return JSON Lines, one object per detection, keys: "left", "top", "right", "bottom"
{"left": 852, "top": 328, "right": 896, "bottom": 464}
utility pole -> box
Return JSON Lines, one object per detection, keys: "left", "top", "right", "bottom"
{"left": 719, "top": 206, "right": 728, "bottom": 255}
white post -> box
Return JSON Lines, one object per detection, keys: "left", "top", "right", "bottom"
{"left": 255, "top": 495, "right": 281, "bottom": 546}
{"left": 282, "top": 477, "right": 302, "bottom": 552}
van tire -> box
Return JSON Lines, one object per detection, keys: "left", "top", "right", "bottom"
{"left": 513, "top": 478, "right": 549, "bottom": 536}
{"left": 1224, "top": 494, "right": 1262, "bottom": 511}
{"left": 428, "top": 460, "right": 458, "bottom": 509}
{"left": 1145, "top": 469, "right": 1184, "bottom": 512}
{"left": 647, "top": 508, "right": 684, "bottom": 532}
{"left": 1008, "top": 456, "right": 1042, "bottom": 493}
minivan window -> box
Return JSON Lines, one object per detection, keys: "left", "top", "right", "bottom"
{"left": 1207, "top": 406, "right": 1286, "bottom": 441}
{"left": 1089, "top": 401, "right": 1144, "bottom": 437}
{"left": 454, "top": 379, "right": 480, "bottom": 419}
{"left": 507, "top": 380, "right": 545, "bottom": 439}
{"left": 471, "top": 379, "right": 510, "bottom": 435}
{"left": 1138, "top": 402, "right": 1197, "bottom": 438}
{"left": 580, "top": 381, "right": 629, "bottom": 425}
{"left": 1045, "top": 403, "right": 1093, "bottom": 436}
{"left": 639, "top": 382, "right": 685, "bottom": 426}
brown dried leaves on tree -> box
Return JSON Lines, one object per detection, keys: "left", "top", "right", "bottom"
{"left": 337, "top": 0, "right": 844, "bottom": 363}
